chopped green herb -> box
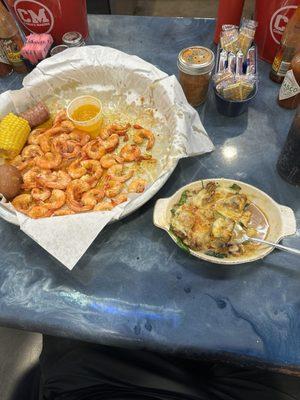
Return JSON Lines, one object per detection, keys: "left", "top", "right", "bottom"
{"left": 169, "top": 228, "right": 190, "bottom": 253}
{"left": 214, "top": 210, "right": 226, "bottom": 219}
{"left": 205, "top": 250, "right": 228, "bottom": 259}
{"left": 170, "top": 208, "right": 176, "bottom": 216}
{"left": 178, "top": 190, "right": 188, "bottom": 206}
{"left": 244, "top": 203, "right": 250, "bottom": 210}
{"left": 201, "top": 180, "right": 204, "bottom": 189}
{"left": 230, "top": 183, "right": 242, "bottom": 192}
{"left": 238, "top": 221, "right": 247, "bottom": 229}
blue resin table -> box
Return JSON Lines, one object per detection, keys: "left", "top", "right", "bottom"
{"left": 0, "top": 15, "right": 299, "bottom": 373}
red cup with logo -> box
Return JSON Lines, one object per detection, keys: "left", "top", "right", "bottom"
{"left": 254, "top": 0, "right": 300, "bottom": 63}
{"left": 5, "top": 0, "right": 89, "bottom": 44}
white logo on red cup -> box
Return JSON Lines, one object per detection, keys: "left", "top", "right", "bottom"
{"left": 270, "top": 5, "right": 298, "bottom": 45}
{"left": 14, "top": 0, "right": 54, "bottom": 34}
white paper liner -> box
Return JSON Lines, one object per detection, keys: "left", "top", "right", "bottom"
{"left": 0, "top": 46, "right": 214, "bottom": 269}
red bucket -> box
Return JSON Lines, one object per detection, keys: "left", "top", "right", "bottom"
{"left": 254, "top": 0, "right": 300, "bottom": 63}
{"left": 5, "top": 0, "right": 89, "bottom": 44}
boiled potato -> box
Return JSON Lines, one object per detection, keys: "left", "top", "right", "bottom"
{"left": 0, "top": 164, "right": 22, "bottom": 200}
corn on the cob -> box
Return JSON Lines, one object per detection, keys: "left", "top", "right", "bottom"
{"left": 0, "top": 113, "right": 30, "bottom": 158}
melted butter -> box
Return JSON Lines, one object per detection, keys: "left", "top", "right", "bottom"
{"left": 71, "top": 104, "right": 100, "bottom": 122}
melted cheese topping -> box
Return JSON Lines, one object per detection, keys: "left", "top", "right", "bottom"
{"left": 170, "top": 181, "right": 261, "bottom": 258}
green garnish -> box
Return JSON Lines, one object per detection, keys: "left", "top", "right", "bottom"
{"left": 205, "top": 250, "right": 228, "bottom": 259}
{"left": 230, "top": 183, "right": 242, "bottom": 192}
{"left": 169, "top": 227, "right": 190, "bottom": 253}
{"left": 238, "top": 221, "right": 247, "bottom": 229}
{"left": 214, "top": 210, "right": 226, "bottom": 219}
{"left": 170, "top": 208, "right": 176, "bottom": 216}
{"left": 244, "top": 203, "right": 250, "bottom": 210}
{"left": 178, "top": 190, "right": 188, "bottom": 206}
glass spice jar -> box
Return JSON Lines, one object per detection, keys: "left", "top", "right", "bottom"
{"left": 177, "top": 46, "right": 215, "bottom": 107}
{"left": 62, "top": 32, "right": 85, "bottom": 47}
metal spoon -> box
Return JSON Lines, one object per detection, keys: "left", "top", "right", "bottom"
{"left": 232, "top": 221, "right": 300, "bottom": 256}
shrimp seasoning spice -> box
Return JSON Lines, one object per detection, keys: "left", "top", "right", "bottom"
{"left": 177, "top": 46, "right": 215, "bottom": 106}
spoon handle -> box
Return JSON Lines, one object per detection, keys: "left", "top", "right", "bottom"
{"left": 250, "top": 237, "right": 300, "bottom": 256}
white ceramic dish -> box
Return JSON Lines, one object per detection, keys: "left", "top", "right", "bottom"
{"left": 153, "top": 178, "right": 297, "bottom": 265}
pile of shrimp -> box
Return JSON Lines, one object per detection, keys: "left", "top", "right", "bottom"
{"left": 9, "top": 110, "right": 156, "bottom": 219}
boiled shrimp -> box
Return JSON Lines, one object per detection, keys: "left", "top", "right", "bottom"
{"left": 39, "top": 127, "right": 64, "bottom": 152}
{"left": 31, "top": 187, "right": 51, "bottom": 202}
{"left": 128, "top": 178, "right": 148, "bottom": 193}
{"left": 111, "top": 194, "right": 128, "bottom": 206}
{"left": 69, "top": 130, "right": 90, "bottom": 146}
{"left": 81, "top": 188, "right": 105, "bottom": 207}
{"left": 109, "top": 123, "right": 131, "bottom": 133}
{"left": 10, "top": 155, "right": 34, "bottom": 172}
{"left": 22, "top": 144, "right": 44, "bottom": 159}
{"left": 35, "top": 152, "right": 62, "bottom": 169}
{"left": 27, "top": 128, "right": 46, "bottom": 145}
{"left": 102, "top": 133, "right": 119, "bottom": 152}
{"left": 27, "top": 205, "right": 52, "bottom": 219}
{"left": 60, "top": 120, "right": 75, "bottom": 133}
{"left": 80, "top": 160, "right": 103, "bottom": 186}
{"left": 109, "top": 123, "right": 130, "bottom": 140}
{"left": 104, "top": 179, "right": 123, "bottom": 198}
{"left": 133, "top": 127, "right": 155, "bottom": 150}
{"left": 99, "top": 127, "right": 111, "bottom": 140}
{"left": 52, "top": 207, "right": 75, "bottom": 216}
{"left": 22, "top": 167, "right": 43, "bottom": 190}
{"left": 120, "top": 144, "right": 141, "bottom": 162}
{"left": 66, "top": 180, "right": 93, "bottom": 212}
{"left": 44, "top": 189, "right": 66, "bottom": 210}
{"left": 37, "top": 170, "right": 71, "bottom": 190}
{"left": 100, "top": 154, "right": 124, "bottom": 169}
{"left": 12, "top": 193, "right": 33, "bottom": 214}
{"left": 52, "top": 138, "right": 81, "bottom": 159}
{"left": 67, "top": 159, "right": 86, "bottom": 179}
{"left": 94, "top": 201, "right": 114, "bottom": 211}
{"left": 106, "top": 164, "right": 133, "bottom": 182}
{"left": 53, "top": 110, "right": 67, "bottom": 127}
{"left": 83, "top": 140, "right": 106, "bottom": 160}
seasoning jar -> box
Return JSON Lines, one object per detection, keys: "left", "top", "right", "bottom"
{"left": 177, "top": 46, "right": 215, "bottom": 106}
{"left": 50, "top": 45, "right": 68, "bottom": 57}
{"left": 62, "top": 32, "right": 85, "bottom": 47}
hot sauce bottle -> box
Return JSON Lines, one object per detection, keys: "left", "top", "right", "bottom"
{"left": 278, "top": 52, "right": 300, "bottom": 109}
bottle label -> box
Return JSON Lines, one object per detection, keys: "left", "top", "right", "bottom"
{"left": 2, "top": 38, "right": 23, "bottom": 67}
{"left": 14, "top": 0, "right": 54, "bottom": 34}
{"left": 272, "top": 49, "right": 283, "bottom": 72}
{"left": 279, "top": 70, "right": 300, "bottom": 100}
{"left": 276, "top": 61, "right": 291, "bottom": 77}
{"left": 0, "top": 46, "right": 10, "bottom": 65}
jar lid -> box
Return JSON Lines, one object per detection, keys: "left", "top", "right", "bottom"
{"left": 177, "top": 46, "right": 215, "bottom": 75}
{"left": 62, "top": 32, "right": 85, "bottom": 47}
{"left": 50, "top": 45, "right": 68, "bottom": 56}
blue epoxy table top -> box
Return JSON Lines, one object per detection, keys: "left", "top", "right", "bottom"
{"left": 0, "top": 15, "right": 300, "bottom": 370}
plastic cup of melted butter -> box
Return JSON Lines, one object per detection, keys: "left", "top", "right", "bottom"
{"left": 177, "top": 46, "right": 215, "bottom": 107}
{"left": 67, "top": 95, "right": 103, "bottom": 137}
